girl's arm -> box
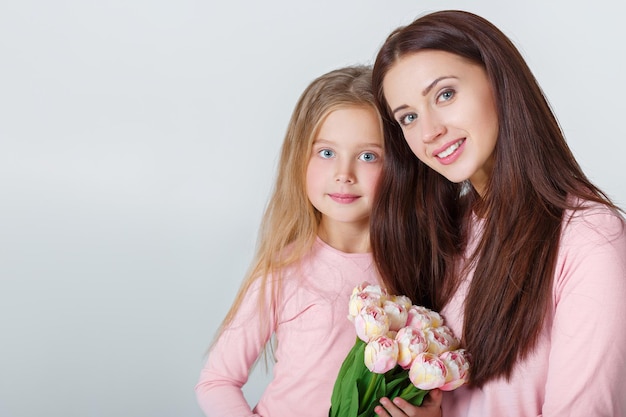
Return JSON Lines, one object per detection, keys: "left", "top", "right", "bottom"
{"left": 543, "top": 207, "right": 626, "bottom": 416}
{"left": 195, "top": 280, "right": 272, "bottom": 417}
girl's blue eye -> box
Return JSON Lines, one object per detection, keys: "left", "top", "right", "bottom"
{"left": 359, "top": 152, "right": 378, "bottom": 162}
{"left": 399, "top": 113, "right": 417, "bottom": 126}
{"left": 318, "top": 149, "right": 335, "bottom": 159}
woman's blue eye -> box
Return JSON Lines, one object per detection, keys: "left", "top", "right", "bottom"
{"left": 359, "top": 152, "right": 378, "bottom": 162}
{"left": 399, "top": 113, "right": 417, "bottom": 126}
{"left": 318, "top": 149, "right": 335, "bottom": 158}
{"left": 439, "top": 89, "right": 454, "bottom": 102}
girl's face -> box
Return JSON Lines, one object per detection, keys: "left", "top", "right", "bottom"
{"left": 306, "top": 106, "right": 383, "bottom": 239}
{"left": 382, "top": 50, "right": 499, "bottom": 196}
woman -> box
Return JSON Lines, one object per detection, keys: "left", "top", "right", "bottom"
{"left": 370, "top": 10, "right": 626, "bottom": 417}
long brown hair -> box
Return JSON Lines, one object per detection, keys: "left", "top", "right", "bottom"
{"left": 213, "top": 66, "right": 379, "bottom": 355}
{"left": 370, "top": 10, "right": 617, "bottom": 386}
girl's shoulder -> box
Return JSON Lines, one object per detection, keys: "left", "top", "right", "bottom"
{"left": 279, "top": 237, "right": 376, "bottom": 293}
{"left": 259, "top": 237, "right": 372, "bottom": 284}
{"left": 285, "top": 237, "right": 374, "bottom": 277}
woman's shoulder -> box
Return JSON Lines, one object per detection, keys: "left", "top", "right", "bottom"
{"left": 561, "top": 199, "right": 626, "bottom": 248}
{"left": 553, "top": 200, "right": 626, "bottom": 316}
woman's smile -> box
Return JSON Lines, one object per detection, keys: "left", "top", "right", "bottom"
{"left": 434, "top": 138, "right": 465, "bottom": 161}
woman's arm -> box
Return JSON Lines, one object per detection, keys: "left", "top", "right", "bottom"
{"left": 543, "top": 207, "right": 626, "bottom": 416}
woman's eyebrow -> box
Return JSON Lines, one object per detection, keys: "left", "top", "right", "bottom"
{"left": 391, "top": 76, "right": 458, "bottom": 115}
{"left": 422, "top": 76, "right": 457, "bottom": 96}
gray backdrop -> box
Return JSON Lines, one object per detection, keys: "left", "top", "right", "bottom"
{"left": 1, "top": 1, "right": 624, "bottom": 416}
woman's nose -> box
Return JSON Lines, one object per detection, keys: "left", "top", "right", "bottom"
{"left": 420, "top": 112, "right": 446, "bottom": 143}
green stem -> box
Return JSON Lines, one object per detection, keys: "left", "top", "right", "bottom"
{"left": 398, "top": 384, "right": 428, "bottom": 406}
{"left": 399, "top": 383, "right": 417, "bottom": 397}
{"left": 360, "top": 373, "right": 380, "bottom": 412}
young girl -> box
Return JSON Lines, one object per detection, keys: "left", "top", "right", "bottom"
{"left": 369, "top": 10, "right": 626, "bottom": 417}
{"left": 196, "top": 66, "right": 429, "bottom": 417}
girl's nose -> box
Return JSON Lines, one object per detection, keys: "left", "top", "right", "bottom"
{"left": 335, "top": 173, "right": 354, "bottom": 183}
{"left": 335, "top": 163, "right": 355, "bottom": 183}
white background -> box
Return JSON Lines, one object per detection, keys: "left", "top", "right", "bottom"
{"left": 1, "top": 1, "right": 624, "bottom": 416}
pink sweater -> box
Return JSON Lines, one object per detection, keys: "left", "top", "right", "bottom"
{"left": 441, "top": 203, "right": 626, "bottom": 416}
{"left": 195, "top": 238, "right": 380, "bottom": 417}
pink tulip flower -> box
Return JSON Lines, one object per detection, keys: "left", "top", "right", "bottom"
{"left": 424, "top": 325, "right": 460, "bottom": 355}
{"left": 354, "top": 305, "right": 390, "bottom": 343}
{"left": 348, "top": 282, "right": 386, "bottom": 319}
{"left": 439, "top": 349, "right": 470, "bottom": 391}
{"left": 383, "top": 300, "right": 409, "bottom": 331}
{"left": 405, "top": 306, "right": 443, "bottom": 330}
{"left": 409, "top": 352, "right": 447, "bottom": 390}
{"left": 395, "top": 326, "right": 428, "bottom": 369}
{"left": 364, "top": 336, "right": 399, "bottom": 373}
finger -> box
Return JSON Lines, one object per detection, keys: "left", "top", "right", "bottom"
{"left": 389, "top": 396, "right": 420, "bottom": 416}
{"left": 374, "top": 405, "right": 391, "bottom": 416}
{"left": 389, "top": 391, "right": 443, "bottom": 417}
{"left": 376, "top": 397, "right": 403, "bottom": 416}
{"left": 374, "top": 398, "right": 392, "bottom": 416}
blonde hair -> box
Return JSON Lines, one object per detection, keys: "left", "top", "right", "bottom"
{"left": 213, "top": 65, "right": 379, "bottom": 357}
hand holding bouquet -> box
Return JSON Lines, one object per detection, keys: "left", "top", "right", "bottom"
{"left": 329, "top": 283, "right": 470, "bottom": 417}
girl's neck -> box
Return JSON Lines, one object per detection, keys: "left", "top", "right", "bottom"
{"left": 317, "top": 221, "right": 370, "bottom": 254}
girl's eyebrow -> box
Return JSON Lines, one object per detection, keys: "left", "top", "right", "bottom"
{"left": 363, "top": 142, "right": 384, "bottom": 149}
{"left": 314, "top": 139, "right": 382, "bottom": 148}
{"left": 391, "top": 75, "right": 458, "bottom": 116}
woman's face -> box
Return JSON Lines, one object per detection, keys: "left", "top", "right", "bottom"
{"left": 382, "top": 50, "right": 499, "bottom": 196}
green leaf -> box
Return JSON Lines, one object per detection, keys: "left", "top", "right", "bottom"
{"left": 329, "top": 338, "right": 429, "bottom": 416}
{"left": 329, "top": 338, "right": 366, "bottom": 417}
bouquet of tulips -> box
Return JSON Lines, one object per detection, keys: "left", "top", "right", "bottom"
{"left": 329, "top": 283, "right": 470, "bottom": 417}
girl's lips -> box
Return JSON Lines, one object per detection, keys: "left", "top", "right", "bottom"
{"left": 434, "top": 138, "right": 465, "bottom": 165}
{"left": 329, "top": 194, "right": 360, "bottom": 204}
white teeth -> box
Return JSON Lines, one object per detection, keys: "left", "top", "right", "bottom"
{"left": 437, "top": 140, "right": 463, "bottom": 158}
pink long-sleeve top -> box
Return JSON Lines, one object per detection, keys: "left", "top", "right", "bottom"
{"left": 195, "top": 237, "right": 380, "bottom": 417}
{"left": 441, "top": 202, "right": 626, "bottom": 416}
